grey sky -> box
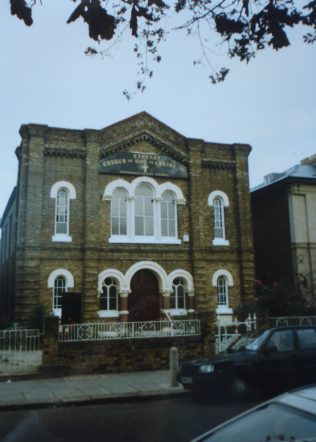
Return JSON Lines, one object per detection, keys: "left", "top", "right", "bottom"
{"left": 1, "top": 1, "right": 315, "bottom": 215}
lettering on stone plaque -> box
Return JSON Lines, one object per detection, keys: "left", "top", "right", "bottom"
{"left": 100, "top": 152, "right": 188, "bottom": 178}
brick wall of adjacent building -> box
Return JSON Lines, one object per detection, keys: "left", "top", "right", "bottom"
{"left": 252, "top": 177, "right": 316, "bottom": 306}
{"left": 0, "top": 188, "right": 17, "bottom": 326}
{"left": 251, "top": 184, "right": 293, "bottom": 285}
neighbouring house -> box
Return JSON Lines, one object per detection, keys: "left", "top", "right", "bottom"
{"left": 251, "top": 154, "right": 316, "bottom": 310}
{"left": 0, "top": 112, "right": 255, "bottom": 372}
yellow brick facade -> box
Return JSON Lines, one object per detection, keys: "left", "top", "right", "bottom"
{"left": 1, "top": 112, "right": 255, "bottom": 351}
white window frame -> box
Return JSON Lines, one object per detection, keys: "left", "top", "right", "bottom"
{"left": 212, "top": 269, "right": 233, "bottom": 314}
{"left": 48, "top": 268, "right": 74, "bottom": 318}
{"left": 217, "top": 275, "right": 228, "bottom": 306}
{"left": 103, "top": 177, "right": 185, "bottom": 244}
{"left": 111, "top": 188, "right": 128, "bottom": 239}
{"left": 213, "top": 197, "right": 225, "bottom": 239}
{"left": 170, "top": 277, "right": 187, "bottom": 316}
{"left": 55, "top": 189, "right": 69, "bottom": 236}
{"left": 161, "top": 190, "right": 178, "bottom": 240}
{"left": 98, "top": 277, "right": 119, "bottom": 318}
{"left": 208, "top": 190, "right": 229, "bottom": 246}
{"left": 134, "top": 183, "right": 155, "bottom": 239}
{"left": 53, "top": 275, "right": 66, "bottom": 311}
{"left": 50, "top": 181, "right": 76, "bottom": 242}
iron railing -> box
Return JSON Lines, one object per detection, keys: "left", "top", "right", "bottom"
{"left": 0, "top": 328, "right": 42, "bottom": 374}
{"left": 271, "top": 316, "right": 316, "bottom": 327}
{"left": 0, "top": 328, "right": 41, "bottom": 351}
{"left": 59, "top": 319, "right": 201, "bottom": 342}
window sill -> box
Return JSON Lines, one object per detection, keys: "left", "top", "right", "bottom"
{"left": 109, "top": 236, "right": 181, "bottom": 244}
{"left": 97, "top": 310, "right": 120, "bottom": 318}
{"left": 212, "top": 238, "right": 229, "bottom": 246}
{"left": 52, "top": 234, "right": 72, "bottom": 243}
{"left": 169, "top": 309, "right": 188, "bottom": 317}
{"left": 53, "top": 308, "right": 62, "bottom": 318}
{"left": 216, "top": 306, "right": 233, "bottom": 315}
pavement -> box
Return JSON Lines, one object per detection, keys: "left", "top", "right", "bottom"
{"left": 0, "top": 370, "right": 188, "bottom": 411}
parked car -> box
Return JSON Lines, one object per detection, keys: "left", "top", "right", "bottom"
{"left": 177, "top": 326, "right": 316, "bottom": 399}
{"left": 191, "top": 385, "right": 316, "bottom": 441}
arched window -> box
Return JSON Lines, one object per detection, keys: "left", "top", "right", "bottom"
{"left": 212, "top": 269, "right": 233, "bottom": 315}
{"left": 135, "top": 183, "right": 154, "bottom": 237}
{"left": 100, "top": 277, "right": 118, "bottom": 312}
{"left": 50, "top": 181, "right": 76, "bottom": 242}
{"left": 111, "top": 189, "right": 127, "bottom": 236}
{"left": 217, "top": 275, "right": 228, "bottom": 307}
{"left": 48, "top": 268, "right": 74, "bottom": 318}
{"left": 53, "top": 275, "right": 66, "bottom": 309}
{"left": 161, "top": 191, "right": 176, "bottom": 238}
{"left": 103, "top": 178, "right": 185, "bottom": 244}
{"left": 170, "top": 278, "right": 186, "bottom": 310}
{"left": 56, "top": 189, "right": 69, "bottom": 235}
{"left": 208, "top": 191, "right": 229, "bottom": 246}
{"left": 213, "top": 197, "right": 224, "bottom": 239}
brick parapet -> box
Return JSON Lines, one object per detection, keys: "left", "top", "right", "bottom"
{"left": 42, "top": 335, "right": 204, "bottom": 375}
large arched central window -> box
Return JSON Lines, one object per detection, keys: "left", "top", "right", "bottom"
{"left": 135, "top": 183, "right": 154, "bottom": 236}
{"left": 161, "top": 191, "right": 176, "bottom": 237}
{"left": 111, "top": 189, "right": 127, "bottom": 236}
{"left": 104, "top": 177, "right": 185, "bottom": 244}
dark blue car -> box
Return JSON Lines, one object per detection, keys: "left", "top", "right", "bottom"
{"left": 177, "top": 326, "right": 316, "bottom": 399}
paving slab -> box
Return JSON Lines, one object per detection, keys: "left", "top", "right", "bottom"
{"left": 0, "top": 370, "right": 189, "bottom": 411}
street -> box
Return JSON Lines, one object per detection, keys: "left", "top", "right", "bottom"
{"left": 0, "top": 395, "right": 261, "bottom": 442}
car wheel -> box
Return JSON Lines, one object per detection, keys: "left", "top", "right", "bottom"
{"left": 230, "top": 376, "right": 250, "bottom": 400}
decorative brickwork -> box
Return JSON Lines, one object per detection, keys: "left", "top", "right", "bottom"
{"left": 1, "top": 112, "right": 255, "bottom": 370}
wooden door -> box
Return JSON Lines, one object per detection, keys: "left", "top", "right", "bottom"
{"left": 61, "top": 292, "right": 82, "bottom": 324}
{"left": 129, "top": 270, "right": 160, "bottom": 321}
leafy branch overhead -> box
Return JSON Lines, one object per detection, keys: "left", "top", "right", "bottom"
{"left": 9, "top": 0, "right": 316, "bottom": 94}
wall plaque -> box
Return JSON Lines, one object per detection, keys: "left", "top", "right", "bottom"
{"left": 100, "top": 152, "right": 188, "bottom": 178}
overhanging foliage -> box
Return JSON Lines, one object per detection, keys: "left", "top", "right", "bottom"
{"left": 9, "top": 1, "right": 316, "bottom": 95}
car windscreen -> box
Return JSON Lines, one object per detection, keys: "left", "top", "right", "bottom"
{"left": 197, "top": 402, "right": 316, "bottom": 442}
{"left": 227, "top": 329, "right": 270, "bottom": 352}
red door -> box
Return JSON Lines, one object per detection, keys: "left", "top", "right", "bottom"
{"left": 129, "top": 270, "right": 160, "bottom": 321}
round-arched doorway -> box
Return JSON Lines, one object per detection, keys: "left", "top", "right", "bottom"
{"left": 128, "top": 269, "right": 160, "bottom": 321}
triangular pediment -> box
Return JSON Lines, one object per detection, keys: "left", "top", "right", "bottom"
{"left": 99, "top": 112, "right": 188, "bottom": 165}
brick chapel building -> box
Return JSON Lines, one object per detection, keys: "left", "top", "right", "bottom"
{"left": 0, "top": 112, "right": 255, "bottom": 353}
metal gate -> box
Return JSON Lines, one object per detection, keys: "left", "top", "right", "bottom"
{"left": 215, "top": 314, "right": 257, "bottom": 354}
{"left": 0, "top": 328, "right": 42, "bottom": 375}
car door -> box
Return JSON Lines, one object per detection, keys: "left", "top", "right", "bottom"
{"left": 294, "top": 327, "right": 316, "bottom": 384}
{"left": 257, "top": 329, "right": 297, "bottom": 390}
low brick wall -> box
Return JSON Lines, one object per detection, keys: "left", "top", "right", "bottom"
{"left": 42, "top": 317, "right": 205, "bottom": 376}
{"left": 49, "top": 337, "right": 203, "bottom": 375}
